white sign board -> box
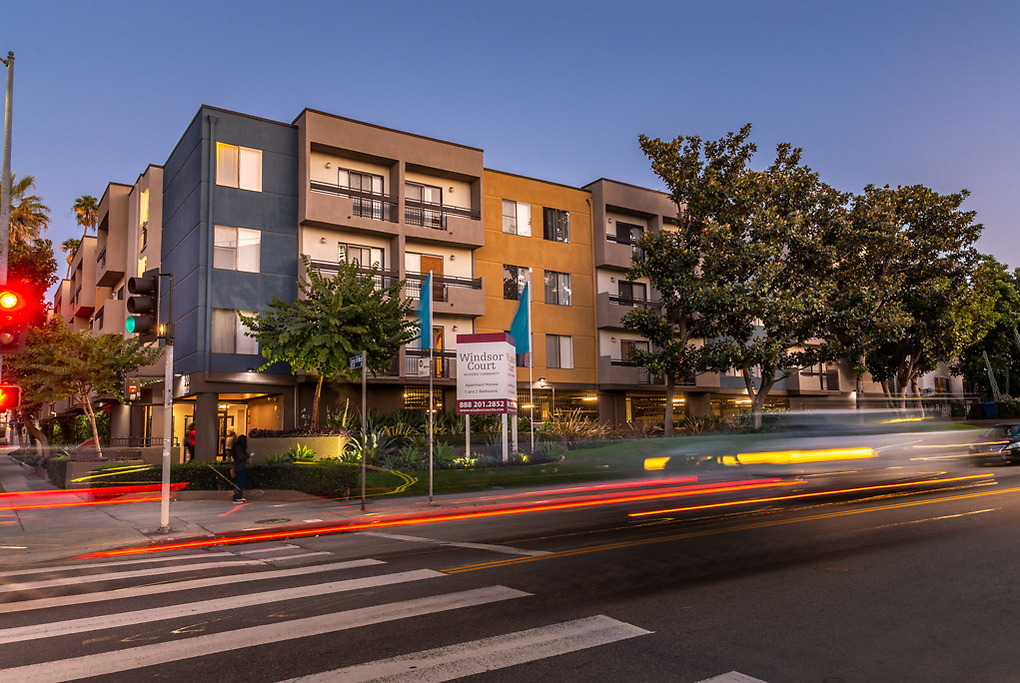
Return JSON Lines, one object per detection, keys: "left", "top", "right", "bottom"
{"left": 455, "top": 333, "right": 517, "bottom": 414}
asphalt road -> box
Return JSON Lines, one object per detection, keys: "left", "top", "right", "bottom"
{"left": 3, "top": 463, "right": 1020, "bottom": 682}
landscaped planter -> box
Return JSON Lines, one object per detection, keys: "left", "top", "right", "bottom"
{"left": 248, "top": 435, "right": 351, "bottom": 464}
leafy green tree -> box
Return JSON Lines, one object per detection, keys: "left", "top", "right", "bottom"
{"left": 843, "top": 184, "right": 991, "bottom": 398}
{"left": 5, "top": 319, "right": 162, "bottom": 457}
{"left": 637, "top": 124, "right": 849, "bottom": 426}
{"left": 951, "top": 260, "right": 1020, "bottom": 397}
{"left": 241, "top": 255, "right": 418, "bottom": 427}
{"left": 6, "top": 173, "right": 50, "bottom": 243}
{"left": 72, "top": 195, "right": 99, "bottom": 233}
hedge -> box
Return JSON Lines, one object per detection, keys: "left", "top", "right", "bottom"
{"left": 86, "top": 461, "right": 359, "bottom": 498}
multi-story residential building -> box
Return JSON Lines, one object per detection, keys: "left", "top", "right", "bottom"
{"left": 50, "top": 104, "right": 887, "bottom": 461}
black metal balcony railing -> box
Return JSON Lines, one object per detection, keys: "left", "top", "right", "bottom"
{"left": 310, "top": 181, "right": 397, "bottom": 222}
{"left": 405, "top": 348, "right": 455, "bottom": 378}
{"left": 404, "top": 271, "right": 482, "bottom": 303}
{"left": 140, "top": 220, "right": 148, "bottom": 249}
{"left": 309, "top": 260, "right": 401, "bottom": 289}
{"left": 608, "top": 295, "right": 661, "bottom": 309}
{"left": 610, "top": 357, "right": 666, "bottom": 385}
{"left": 96, "top": 246, "right": 107, "bottom": 268}
{"left": 403, "top": 202, "right": 479, "bottom": 231}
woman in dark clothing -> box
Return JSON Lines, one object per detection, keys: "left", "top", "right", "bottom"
{"left": 230, "top": 433, "right": 251, "bottom": 503}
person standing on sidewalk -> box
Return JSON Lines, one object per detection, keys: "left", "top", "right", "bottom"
{"left": 230, "top": 433, "right": 252, "bottom": 503}
{"left": 185, "top": 424, "right": 197, "bottom": 462}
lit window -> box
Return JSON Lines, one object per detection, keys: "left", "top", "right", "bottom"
{"left": 212, "top": 309, "right": 259, "bottom": 355}
{"left": 216, "top": 142, "right": 262, "bottom": 192}
{"left": 214, "top": 226, "right": 261, "bottom": 272}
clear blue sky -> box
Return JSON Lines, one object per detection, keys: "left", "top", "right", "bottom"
{"left": 5, "top": 0, "right": 1019, "bottom": 284}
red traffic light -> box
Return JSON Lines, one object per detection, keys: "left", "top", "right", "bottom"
{"left": 0, "top": 288, "right": 25, "bottom": 312}
{"left": 0, "top": 384, "right": 21, "bottom": 411}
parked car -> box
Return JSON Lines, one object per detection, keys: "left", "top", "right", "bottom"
{"left": 968, "top": 423, "right": 1020, "bottom": 466}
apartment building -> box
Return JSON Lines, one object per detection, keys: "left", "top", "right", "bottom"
{"left": 50, "top": 104, "right": 870, "bottom": 461}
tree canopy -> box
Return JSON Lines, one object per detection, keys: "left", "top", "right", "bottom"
{"left": 240, "top": 256, "right": 418, "bottom": 427}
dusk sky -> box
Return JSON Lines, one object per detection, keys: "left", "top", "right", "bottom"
{"left": 5, "top": 0, "right": 1018, "bottom": 290}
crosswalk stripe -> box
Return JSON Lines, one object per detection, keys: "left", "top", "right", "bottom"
{"left": 0, "top": 569, "right": 445, "bottom": 645}
{"left": 1, "top": 559, "right": 269, "bottom": 594}
{"left": 282, "top": 615, "right": 653, "bottom": 682}
{"left": 360, "top": 532, "right": 552, "bottom": 557}
{"left": 0, "top": 551, "right": 241, "bottom": 578}
{"left": 0, "top": 585, "right": 531, "bottom": 683}
{"left": 232, "top": 544, "right": 300, "bottom": 554}
{"left": 696, "top": 673, "right": 768, "bottom": 683}
{"left": 0, "top": 558, "right": 384, "bottom": 614}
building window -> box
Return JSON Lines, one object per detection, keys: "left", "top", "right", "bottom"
{"left": 137, "top": 255, "right": 147, "bottom": 278}
{"left": 212, "top": 309, "right": 259, "bottom": 355}
{"left": 934, "top": 376, "right": 951, "bottom": 393}
{"left": 544, "top": 270, "right": 572, "bottom": 306}
{"left": 543, "top": 208, "right": 570, "bottom": 243}
{"left": 139, "top": 188, "right": 149, "bottom": 249}
{"left": 503, "top": 264, "right": 532, "bottom": 300}
{"left": 621, "top": 340, "right": 649, "bottom": 363}
{"left": 502, "top": 200, "right": 531, "bottom": 236}
{"left": 214, "top": 226, "right": 261, "bottom": 272}
{"left": 403, "top": 385, "right": 445, "bottom": 413}
{"left": 618, "top": 280, "right": 647, "bottom": 305}
{"left": 405, "top": 182, "right": 445, "bottom": 229}
{"left": 339, "top": 242, "right": 384, "bottom": 268}
{"left": 547, "top": 334, "right": 574, "bottom": 369}
{"left": 216, "top": 143, "right": 262, "bottom": 192}
{"left": 801, "top": 362, "right": 839, "bottom": 391}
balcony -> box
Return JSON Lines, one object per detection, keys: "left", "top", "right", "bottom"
{"left": 308, "top": 260, "right": 401, "bottom": 288}
{"left": 405, "top": 348, "right": 456, "bottom": 379}
{"left": 70, "top": 285, "right": 96, "bottom": 319}
{"left": 403, "top": 202, "right": 483, "bottom": 247}
{"left": 598, "top": 355, "right": 665, "bottom": 387}
{"left": 596, "top": 234, "right": 643, "bottom": 271}
{"left": 788, "top": 367, "right": 841, "bottom": 393}
{"left": 596, "top": 291, "right": 661, "bottom": 329}
{"left": 94, "top": 302, "right": 126, "bottom": 334}
{"left": 405, "top": 272, "right": 484, "bottom": 317}
{"left": 306, "top": 181, "right": 398, "bottom": 233}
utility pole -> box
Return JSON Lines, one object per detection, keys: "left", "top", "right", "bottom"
{"left": 0, "top": 52, "right": 16, "bottom": 286}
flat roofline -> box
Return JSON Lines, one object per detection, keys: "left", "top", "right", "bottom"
{"left": 297, "top": 108, "right": 483, "bottom": 153}
{"left": 583, "top": 177, "right": 671, "bottom": 198}
{"left": 201, "top": 104, "right": 297, "bottom": 129}
{"left": 484, "top": 168, "right": 590, "bottom": 193}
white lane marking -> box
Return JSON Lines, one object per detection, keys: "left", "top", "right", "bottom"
{"left": 0, "top": 551, "right": 240, "bottom": 578}
{"left": 263, "top": 552, "right": 333, "bottom": 562}
{"left": 0, "top": 558, "right": 384, "bottom": 614}
{"left": 697, "top": 673, "right": 768, "bottom": 683}
{"left": 360, "top": 531, "right": 551, "bottom": 557}
{"left": 868, "top": 508, "right": 996, "bottom": 531}
{"left": 0, "top": 586, "right": 531, "bottom": 683}
{"left": 0, "top": 559, "right": 268, "bottom": 594}
{"left": 0, "top": 569, "right": 445, "bottom": 644}
{"left": 283, "top": 615, "right": 652, "bottom": 683}
{"left": 303, "top": 518, "right": 323, "bottom": 522}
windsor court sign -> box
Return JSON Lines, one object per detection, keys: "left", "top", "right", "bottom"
{"left": 455, "top": 333, "right": 518, "bottom": 415}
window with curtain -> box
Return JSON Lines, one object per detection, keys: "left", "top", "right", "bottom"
{"left": 216, "top": 143, "right": 262, "bottom": 192}
{"left": 544, "top": 270, "right": 572, "bottom": 306}
{"left": 546, "top": 334, "right": 574, "bottom": 369}
{"left": 502, "top": 200, "right": 531, "bottom": 236}
{"left": 543, "top": 207, "right": 570, "bottom": 243}
{"left": 214, "top": 226, "right": 261, "bottom": 272}
{"left": 212, "top": 309, "right": 259, "bottom": 355}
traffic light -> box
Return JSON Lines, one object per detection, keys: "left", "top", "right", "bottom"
{"left": 0, "top": 384, "right": 21, "bottom": 411}
{"left": 127, "top": 269, "right": 160, "bottom": 343}
{"left": 0, "top": 283, "right": 29, "bottom": 354}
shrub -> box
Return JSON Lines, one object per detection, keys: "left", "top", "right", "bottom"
{"left": 47, "top": 456, "right": 69, "bottom": 488}
{"left": 248, "top": 427, "right": 349, "bottom": 438}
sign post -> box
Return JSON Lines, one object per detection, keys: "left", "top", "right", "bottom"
{"left": 351, "top": 352, "right": 367, "bottom": 510}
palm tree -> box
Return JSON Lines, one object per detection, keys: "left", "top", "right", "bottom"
{"left": 72, "top": 195, "right": 99, "bottom": 234}
{"left": 60, "top": 237, "right": 81, "bottom": 265}
{"left": 7, "top": 174, "right": 50, "bottom": 244}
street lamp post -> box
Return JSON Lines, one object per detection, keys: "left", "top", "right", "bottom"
{"left": 0, "top": 51, "right": 15, "bottom": 287}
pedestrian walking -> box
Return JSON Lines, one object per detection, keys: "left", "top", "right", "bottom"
{"left": 230, "top": 433, "right": 252, "bottom": 503}
{"left": 185, "top": 424, "right": 196, "bottom": 462}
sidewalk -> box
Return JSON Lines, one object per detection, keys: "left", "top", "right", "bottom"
{"left": 0, "top": 451, "right": 468, "bottom": 567}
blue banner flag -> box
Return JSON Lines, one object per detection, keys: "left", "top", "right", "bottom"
{"left": 418, "top": 272, "right": 433, "bottom": 349}
{"left": 509, "top": 281, "right": 530, "bottom": 354}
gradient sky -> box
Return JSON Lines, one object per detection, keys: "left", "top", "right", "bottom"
{"left": 5, "top": 0, "right": 1018, "bottom": 290}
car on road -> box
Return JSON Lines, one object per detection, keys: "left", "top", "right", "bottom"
{"left": 968, "top": 422, "right": 1020, "bottom": 466}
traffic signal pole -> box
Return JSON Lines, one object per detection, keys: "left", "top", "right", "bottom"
{"left": 158, "top": 273, "right": 173, "bottom": 534}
